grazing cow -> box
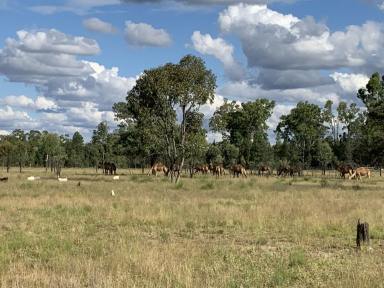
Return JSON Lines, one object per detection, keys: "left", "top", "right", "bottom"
{"left": 349, "top": 167, "right": 371, "bottom": 180}
{"left": 194, "top": 164, "right": 209, "bottom": 175}
{"left": 289, "top": 165, "right": 302, "bottom": 177}
{"left": 99, "top": 162, "right": 117, "bottom": 175}
{"left": 149, "top": 163, "right": 168, "bottom": 176}
{"left": 0, "top": 177, "right": 8, "bottom": 182}
{"left": 258, "top": 165, "right": 272, "bottom": 176}
{"left": 277, "top": 165, "right": 290, "bottom": 177}
{"left": 213, "top": 165, "right": 225, "bottom": 178}
{"left": 277, "top": 165, "right": 301, "bottom": 177}
{"left": 231, "top": 164, "right": 247, "bottom": 178}
{"left": 335, "top": 164, "right": 354, "bottom": 179}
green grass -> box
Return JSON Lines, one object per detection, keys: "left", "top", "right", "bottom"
{"left": 0, "top": 167, "right": 382, "bottom": 287}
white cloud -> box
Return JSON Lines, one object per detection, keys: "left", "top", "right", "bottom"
{"left": 378, "top": 1, "right": 384, "bottom": 11}
{"left": 0, "top": 29, "right": 136, "bottom": 137}
{"left": 2, "top": 95, "right": 58, "bottom": 111}
{"left": 124, "top": 21, "right": 172, "bottom": 47}
{"left": 0, "top": 106, "right": 30, "bottom": 121}
{"left": 83, "top": 18, "right": 117, "bottom": 34}
{"left": 331, "top": 72, "right": 369, "bottom": 94}
{"left": 191, "top": 31, "right": 245, "bottom": 81}
{"left": 218, "top": 4, "right": 384, "bottom": 73}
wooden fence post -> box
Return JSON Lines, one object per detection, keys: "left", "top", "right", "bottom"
{"left": 356, "top": 219, "right": 369, "bottom": 249}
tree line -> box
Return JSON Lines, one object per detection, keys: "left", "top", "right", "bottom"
{"left": 1, "top": 55, "right": 384, "bottom": 181}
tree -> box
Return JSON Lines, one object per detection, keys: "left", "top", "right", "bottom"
{"left": 357, "top": 72, "right": 384, "bottom": 166}
{"left": 114, "top": 55, "right": 216, "bottom": 182}
{"left": 11, "top": 129, "right": 28, "bottom": 172}
{"left": 206, "top": 144, "right": 222, "bottom": 166}
{"left": 210, "top": 99, "right": 275, "bottom": 167}
{"left": 0, "top": 137, "right": 13, "bottom": 173}
{"left": 67, "top": 132, "right": 85, "bottom": 167}
{"left": 276, "top": 101, "right": 326, "bottom": 167}
{"left": 316, "top": 141, "right": 334, "bottom": 175}
{"left": 91, "top": 121, "right": 111, "bottom": 170}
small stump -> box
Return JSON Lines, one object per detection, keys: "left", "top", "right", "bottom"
{"left": 356, "top": 219, "right": 369, "bottom": 249}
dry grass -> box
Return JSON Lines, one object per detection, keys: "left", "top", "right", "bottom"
{"left": 0, "top": 168, "right": 383, "bottom": 287}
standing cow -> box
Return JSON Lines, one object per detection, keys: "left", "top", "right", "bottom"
{"left": 231, "top": 164, "right": 247, "bottom": 178}
{"left": 149, "top": 163, "right": 168, "bottom": 176}
{"left": 349, "top": 167, "right": 371, "bottom": 180}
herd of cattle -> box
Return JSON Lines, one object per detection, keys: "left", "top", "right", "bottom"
{"left": 0, "top": 162, "right": 372, "bottom": 182}
{"left": 148, "top": 162, "right": 373, "bottom": 180}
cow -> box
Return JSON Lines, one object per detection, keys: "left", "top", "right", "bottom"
{"left": 231, "top": 164, "right": 247, "bottom": 178}
{"left": 349, "top": 167, "right": 371, "bottom": 180}
{"left": 98, "top": 162, "right": 117, "bottom": 175}
{"left": 277, "top": 164, "right": 301, "bottom": 177}
{"left": 194, "top": 164, "right": 209, "bottom": 175}
{"left": 289, "top": 165, "right": 302, "bottom": 177}
{"left": 97, "top": 162, "right": 116, "bottom": 175}
{"left": 212, "top": 165, "right": 225, "bottom": 178}
{"left": 258, "top": 165, "right": 272, "bottom": 176}
{"left": 149, "top": 163, "right": 168, "bottom": 176}
{"left": 277, "top": 165, "right": 290, "bottom": 177}
{"left": 335, "top": 163, "right": 354, "bottom": 179}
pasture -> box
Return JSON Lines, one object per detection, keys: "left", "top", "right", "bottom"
{"left": 0, "top": 168, "right": 383, "bottom": 287}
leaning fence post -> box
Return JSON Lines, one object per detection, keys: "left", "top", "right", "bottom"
{"left": 356, "top": 219, "right": 369, "bottom": 249}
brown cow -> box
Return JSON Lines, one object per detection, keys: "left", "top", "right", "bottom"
{"left": 335, "top": 164, "right": 353, "bottom": 179}
{"left": 149, "top": 163, "right": 168, "bottom": 176}
{"left": 231, "top": 164, "right": 247, "bottom": 178}
{"left": 213, "top": 165, "right": 225, "bottom": 178}
{"left": 194, "top": 164, "right": 209, "bottom": 174}
{"left": 349, "top": 167, "right": 371, "bottom": 180}
{"left": 258, "top": 165, "right": 272, "bottom": 176}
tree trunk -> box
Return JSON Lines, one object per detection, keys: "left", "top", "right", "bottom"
{"left": 176, "top": 106, "right": 187, "bottom": 184}
{"left": 6, "top": 155, "right": 10, "bottom": 173}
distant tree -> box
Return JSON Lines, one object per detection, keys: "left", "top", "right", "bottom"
{"left": 27, "top": 130, "right": 42, "bottom": 166}
{"left": 11, "top": 129, "right": 28, "bottom": 172}
{"left": 357, "top": 72, "right": 384, "bottom": 166}
{"left": 0, "top": 137, "right": 13, "bottom": 172}
{"left": 67, "top": 131, "right": 85, "bottom": 167}
{"left": 91, "top": 121, "right": 111, "bottom": 169}
{"left": 219, "top": 141, "right": 239, "bottom": 167}
{"left": 316, "top": 141, "right": 334, "bottom": 175}
{"left": 114, "top": 55, "right": 216, "bottom": 182}
{"left": 210, "top": 99, "right": 275, "bottom": 167}
{"left": 276, "top": 101, "right": 326, "bottom": 167}
{"left": 206, "top": 144, "right": 222, "bottom": 166}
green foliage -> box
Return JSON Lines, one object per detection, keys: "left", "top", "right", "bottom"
{"left": 276, "top": 101, "right": 326, "bottom": 167}
{"left": 210, "top": 98, "right": 275, "bottom": 166}
{"left": 113, "top": 55, "right": 216, "bottom": 182}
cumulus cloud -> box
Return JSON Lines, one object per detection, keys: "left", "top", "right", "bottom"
{"left": 331, "top": 72, "right": 370, "bottom": 94}
{"left": 83, "top": 18, "right": 117, "bottom": 34}
{"left": 219, "top": 4, "right": 384, "bottom": 73}
{"left": 0, "top": 29, "right": 136, "bottom": 137}
{"left": 191, "top": 31, "right": 245, "bottom": 81}
{"left": 2, "top": 95, "right": 59, "bottom": 111}
{"left": 124, "top": 21, "right": 172, "bottom": 47}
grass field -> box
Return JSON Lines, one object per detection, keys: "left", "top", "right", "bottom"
{"left": 0, "top": 168, "right": 383, "bottom": 287}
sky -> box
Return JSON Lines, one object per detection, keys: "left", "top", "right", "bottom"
{"left": 0, "top": 0, "right": 383, "bottom": 140}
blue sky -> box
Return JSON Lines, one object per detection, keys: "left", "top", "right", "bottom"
{"left": 0, "top": 0, "right": 383, "bottom": 139}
